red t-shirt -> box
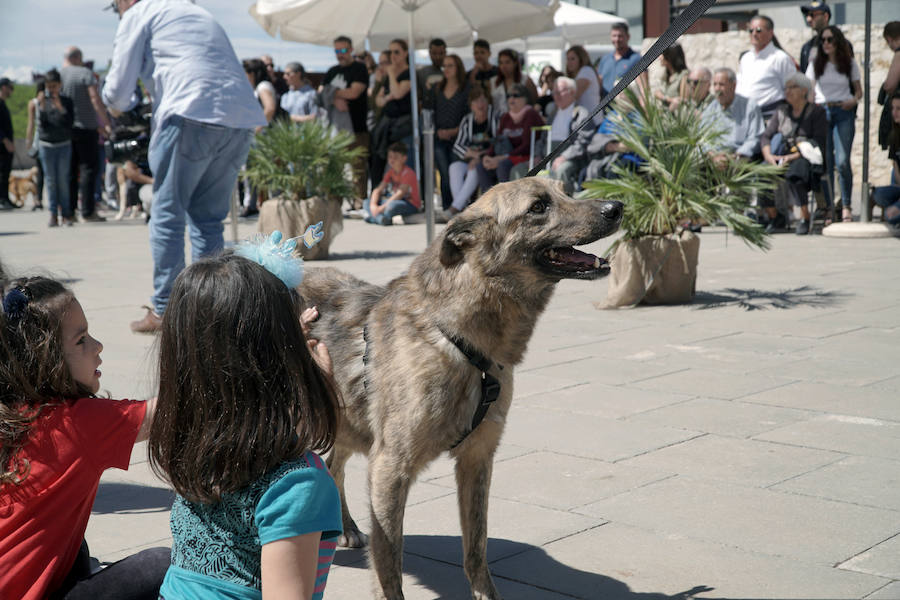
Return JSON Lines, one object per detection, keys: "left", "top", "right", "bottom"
{"left": 0, "top": 397, "right": 146, "bottom": 600}
{"left": 381, "top": 165, "right": 421, "bottom": 209}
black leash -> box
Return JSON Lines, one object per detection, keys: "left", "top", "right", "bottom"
{"left": 526, "top": 0, "right": 717, "bottom": 177}
{"left": 435, "top": 326, "right": 504, "bottom": 449}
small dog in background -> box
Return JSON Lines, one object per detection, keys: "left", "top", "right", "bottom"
{"left": 8, "top": 167, "right": 40, "bottom": 208}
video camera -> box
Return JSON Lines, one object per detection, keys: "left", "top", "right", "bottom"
{"left": 105, "top": 103, "right": 151, "bottom": 165}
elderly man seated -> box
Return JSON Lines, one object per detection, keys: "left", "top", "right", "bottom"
{"left": 675, "top": 67, "right": 713, "bottom": 111}
{"left": 702, "top": 67, "right": 765, "bottom": 163}
{"left": 539, "top": 77, "right": 592, "bottom": 189}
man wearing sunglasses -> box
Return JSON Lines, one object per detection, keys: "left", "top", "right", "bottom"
{"left": 736, "top": 15, "right": 798, "bottom": 122}
{"left": 321, "top": 35, "right": 369, "bottom": 210}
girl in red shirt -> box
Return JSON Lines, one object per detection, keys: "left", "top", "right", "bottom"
{"left": 0, "top": 273, "right": 167, "bottom": 600}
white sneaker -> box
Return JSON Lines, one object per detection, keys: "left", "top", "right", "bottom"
{"left": 345, "top": 208, "right": 366, "bottom": 219}
{"left": 391, "top": 214, "right": 405, "bottom": 225}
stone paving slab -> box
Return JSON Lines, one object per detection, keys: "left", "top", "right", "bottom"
{"left": 771, "top": 455, "right": 900, "bottom": 511}
{"left": 741, "top": 381, "right": 900, "bottom": 423}
{"left": 838, "top": 533, "right": 900, "bottom": 580}
{"left": 622, "top": 396, "right": 814, "bottom": 438}
{"left": 629, "top": 367, "right": 796, "bottom": 400}
{"left": 491, "top": 522, "right": 889, "bottom": 600}
{"left": 576, "top": 476, "right": 900, "bottom": 566}
{"left": 615, "top": 434, "right": 844, "bottom": 487}
{"left": 754, "top": 415, "right": 900, "bottom": 460}
{"left": 514, "top": 382, "right": 695, "bottom": 420}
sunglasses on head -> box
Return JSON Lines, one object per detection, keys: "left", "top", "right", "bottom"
{"left": 334, "top": 47, "right": 350, "bottom": 54}
{"left": 749, "top": 27, "right": 767, "bottom": 33}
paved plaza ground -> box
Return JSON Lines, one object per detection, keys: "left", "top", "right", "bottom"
{"left": 1, "top": 201, "right": 899, "bottom": 599}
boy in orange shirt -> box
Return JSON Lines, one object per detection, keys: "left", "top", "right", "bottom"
{"left": 365, "top": 142, "right": 421, "bottom": 225}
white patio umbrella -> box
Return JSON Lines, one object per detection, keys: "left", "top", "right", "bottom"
{"left": 249, "top": 0, "right": 560, "bottom": 242}
{"left": 499, "top": 1, "right": 626, "bottom": 51}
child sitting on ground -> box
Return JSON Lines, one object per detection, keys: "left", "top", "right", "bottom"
{"left": 148, "top": 240, "right": 342, "bottom": 600}
{"left": 0, "top": 272, "right": 168, "bottom": 600}
{"left": 365, "top": 141, "right": 421, "bottom": 225}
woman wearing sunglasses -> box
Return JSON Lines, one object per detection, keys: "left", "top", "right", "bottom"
{"left": 804, "top": 25, "right": 861, "bottom": 223}
{"left": 477, "top": 83, "right": 544, "bottom": 188}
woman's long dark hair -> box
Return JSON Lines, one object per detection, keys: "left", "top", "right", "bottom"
{"left": 0, "top": 276, "right": 89, "bottom": 485}
{"left": 242, "top": 58, "right": 270, "bottom": 85}
{"left": 566, "top": 45, "right": 591, "bottom": 79}
{"left": 148, "top": 254, "right": 340, "bottom": 504}
{"left": 390, "top": 38, "right": 409, "bottom": 65}
{"left": 814, "top": 26, "right": 853, "bottom": 79}
{"left": 661, "top": 44, "right": 688, "bottom": 82}
{"left": 439, "top": 54, "right": 466, "bottom": 92}
{"left": 495, "top": 48, "right": 522, "bottom": 88}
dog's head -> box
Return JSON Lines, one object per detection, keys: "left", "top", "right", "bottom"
{"left": 438, "top": 178, "right": 622, "bottom": 282}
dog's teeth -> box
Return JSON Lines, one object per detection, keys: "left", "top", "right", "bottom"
{"left": 594, "top": 257, "right": 600, "bottom": 268}
{"left": 548, "top": 249, "right": 558, "bottom": 259}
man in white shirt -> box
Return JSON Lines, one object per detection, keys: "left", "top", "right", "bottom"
{"left": 103, "top": 0, "right": 266, "bottom": 333}
{"left": 736, "top": 15, "right": 798, "bottom": 121}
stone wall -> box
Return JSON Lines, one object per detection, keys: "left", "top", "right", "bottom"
{"left": 642, "top": 25, "right": 895, "bottom": 192}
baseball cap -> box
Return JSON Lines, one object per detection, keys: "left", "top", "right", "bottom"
{"left": 0, "top": 77, "right": 13, "bottom": 89}
{"left": 801, "top": 1, "right": 831, "bottom": 15}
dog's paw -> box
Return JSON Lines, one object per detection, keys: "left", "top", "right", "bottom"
{"left": 338, "top": 527, "right": 369, "bottom": 548}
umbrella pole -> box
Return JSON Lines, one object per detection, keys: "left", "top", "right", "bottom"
{"left": 860, "top": 0, "right": 872, "bottom": 222}
{"left": 407, "top": 12, "right": 423, "bottom": 222}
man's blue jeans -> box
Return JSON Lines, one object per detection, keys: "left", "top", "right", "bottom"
{"left": 147, "top": 116, "right": 253, "bottom": 314}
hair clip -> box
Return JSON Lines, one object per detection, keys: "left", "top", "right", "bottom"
{"left": 3, "top": 287, "right": 31, "bottom": 322}
{"left": 235, "top": 225, "right": 323, "bottom": 289}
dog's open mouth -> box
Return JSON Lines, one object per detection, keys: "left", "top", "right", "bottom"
{"left": 538, "top": 246, "right": 610, "bottom": 279}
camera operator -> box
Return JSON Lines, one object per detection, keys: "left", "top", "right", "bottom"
{"left": 105, "top": 100, "right": 153, "bottom": 219}
{"left": 102, "top": 0, "right": 265, "bottom": 334}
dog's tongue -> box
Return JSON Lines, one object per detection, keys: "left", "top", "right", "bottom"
{"left": 548, "top": 247, "right": 603, "bottom": 269}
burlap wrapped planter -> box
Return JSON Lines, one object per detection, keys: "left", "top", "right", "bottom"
{"left": 600, "top": 231, "right": 700, "bottom": 308}
{"left": 258, "top": 196, "right": 343, "bottom": 260}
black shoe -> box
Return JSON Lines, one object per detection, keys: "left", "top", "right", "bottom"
{"left": 795, "top": 219, "right": 810, "bottom": 235}
{"left": 239, "top": 206, "right": 259, "bottom": 218}
{"left": 0, "top": 200, "right": 13, "bottom": 211}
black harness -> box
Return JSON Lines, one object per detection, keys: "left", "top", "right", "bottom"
{"left": 361, "top": 324, "right": 503, "bottom": 449}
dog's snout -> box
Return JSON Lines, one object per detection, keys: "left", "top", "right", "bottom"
{"left": 600, "top": 201, "right": 623, "bottom": 222}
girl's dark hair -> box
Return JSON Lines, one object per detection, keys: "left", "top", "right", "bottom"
{"left": 661, "top": 44, "right": 688, "bottom": 81}
{"left": 44, "top": 69, "right": 61, "bottom": 84}
{"left": 566, "top": 46, "right": 591, "bottom": 78}
{"left": 1, "top": 276, "right": 88, "bottom": 485}
{"left": 242, "top": 58, "right": 269, "bottom": 84}
{"left": 495, "top": 48, "right": 522, "bottom": 87}
{"left": 148, "top": 254, "right": 340, "bottom": 504}
{"left": 539, "top": 65, "right": 561, "bottom": 87}
{"left": 390, "top": 38, "right": 409, "bottom": 64}
{"left": 440, "top": 54, "right": 466, "bottom": 91}
{"left": 814, "top": 26, "right": 853, "bottom": 79}
{"left": 889, "top": 90, "right": 900, "bottom": 151}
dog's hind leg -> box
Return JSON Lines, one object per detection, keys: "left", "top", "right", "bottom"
{"left": 454, "top": 422, "right": 503, "bottom": 600}
{"left": 326, "top": 444, "right": 368, "bottom": 548}
{"left": 368, "top": 446, "right": 413, "bottom": 600}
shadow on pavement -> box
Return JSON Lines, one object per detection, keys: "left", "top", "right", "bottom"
{"left": 92, "top": 481, "right": 174, "bottom": 514}
{"left": 0, "top": 231, "right": 33, "bottom": 237}
{"left": 693, "top": 285, "right": 851, "bottom": 311}
{"left": 337, "top": 534, "right": 714, "bottom": 600}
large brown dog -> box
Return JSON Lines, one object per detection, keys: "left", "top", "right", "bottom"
{"left": 301, "top": 178, "right": 622, "bottom": 599}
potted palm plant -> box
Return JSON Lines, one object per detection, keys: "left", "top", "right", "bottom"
{"left": 579, "top": 87, "right": 781, "bottom": 308}
{"left": 245, "top": 119, "right": 365, "bottom": 260}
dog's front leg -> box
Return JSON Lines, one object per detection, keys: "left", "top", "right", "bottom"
{"left": 455, "top": 423, "right": 503, "bottom": 600}
{"left": 368, "top": 447, "right": 413, "bottom": 600}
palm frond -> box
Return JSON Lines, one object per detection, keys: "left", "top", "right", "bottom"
{"left": 579, "top": 87, "right": 781, "bottom": 250}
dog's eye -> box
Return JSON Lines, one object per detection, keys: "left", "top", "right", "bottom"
{"left": 529, "top": 198, "right": 550, "bottom": 214}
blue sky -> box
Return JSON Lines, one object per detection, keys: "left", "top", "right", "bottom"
{"left": 0, "top": 0, "right": 337, "bottom": 83}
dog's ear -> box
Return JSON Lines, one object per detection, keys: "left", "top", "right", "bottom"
{"left": 439, "top": 215, "right": 489, "bottom": 267}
